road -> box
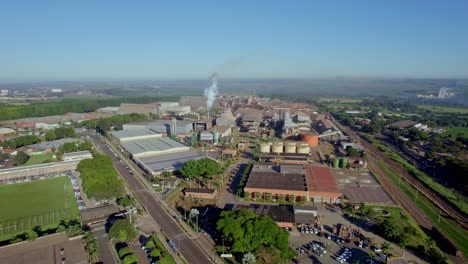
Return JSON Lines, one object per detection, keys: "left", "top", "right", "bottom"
{"left": 91, "top": 134, "right": 214, "bottom": 264}
{"left": 92, "top": 223, "right": 118, "bottom": 264}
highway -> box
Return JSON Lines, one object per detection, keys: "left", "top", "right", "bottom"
{"left": 91, "top": 134, "right": 213, "bottom": 264}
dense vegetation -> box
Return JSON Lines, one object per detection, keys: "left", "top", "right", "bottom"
{"left": 78, "top": 113, "right": 151, "bottom": 134}
{"left": 13, "top": 151, "right": 29, "bottom": 165}
{"left": 58, "top": 139, "right": 93, "bottom": 154}
{"left": 0, "top": 135, "right": 41, "bottom": 148}
{"left": 77, "top": 154, "right": 124, "bottom": 200}
{"left": 180, "top": 158, "right": 221, "bottom": 185}
{"left": 109, "top": 219, "right": 138, "bottom": 242}
{"left": 45, "top": 127, "right": 75, "bottom": 141}
{"left": 144, "top": 234, "right": 176, "bottom": 264}
{"left": 0, "top": 96, "right": 176, "bottom": 121}
{"left": 216, "top": 209, "right": 293, "bottom": 262}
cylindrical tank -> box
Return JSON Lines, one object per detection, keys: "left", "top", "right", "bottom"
{"left": 340, "top": 158, "right": 348, "bottom": 168}
{"left": 297, "top": 142, "right": 310, "bottom": 154}
{"left": 285, "top": 142, "right": 297, "bottom": 153}
{"left": 333, "top": 159, "right": 340, "bottom": 168}
{"left": 272, "top": 142, "right": 284, "bottom": 153}
{"left": 260, "top": 143, "right": 271, "bottom": 153}
{"left": 301, "top": 134, "right": 319, "bottom": 146}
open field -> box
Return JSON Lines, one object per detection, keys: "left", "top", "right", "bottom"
{"left": 418, "top": 105, "right": 468, "bottom": 114}
{"left": 0, "top": 176, "right": 79, "bottom": 237}
{"left": 442, "top": 126, "right": 468, "bottom": 139}
{"left": 22, "top": 153, "right": 56, "bottom": 166}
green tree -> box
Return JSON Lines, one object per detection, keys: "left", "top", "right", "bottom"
{"left": 118, "top": 196, "right": 133, "bottom": 207}
{"left": 382, "top": 218, "right": 402, "bottom": 241}
{"left": 217, "top": 209, "right": 291, "bottom": 261}
{"left": 123, "top": 254, "right": 138, "bottom": 264}
{"left": 109, "top": 219, "right": 138, "bottom": 242}
{"left": 118, "top": 247, "right": 133, "bottom": 259}
{"left": 45, "top": 130, "right": 57, "bottom": 141}
{"left": 14, "top": 151, "right": 29, "bottom": 165}
{"left": 145, "top": 240, "right": 155, "bottom": 249}
{"left": 149, "top": 249, "right": 161, "bottom": 258}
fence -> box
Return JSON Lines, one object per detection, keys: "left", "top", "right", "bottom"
{"left": 0, "top": 208, "right": 77, "bottom": 235}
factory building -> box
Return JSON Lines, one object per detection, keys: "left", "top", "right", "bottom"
{"left": 117, "top": 103, "right": 158, "bottom": 115}
{"left": 215, "top": 109, "right": 237, "bottom": 127}
{"left": 123, "top": 120, "right": 193, "bottom": 136}
{"left": 158, "top": 102, "right": 191, "bottom": 115}
{"left": 0, "top": 128, "right": 15, "bottom": 142}
{"left": 244, "top": 164, "right": 341, "bottom": 204}
{"left": 179, "top": 96, "right": 207, "bottom": 111}
{"left": 0, "top": 160, "right": 82, "bottom": 184}
{"left": 114, "top": 126, "right": 205, "bottom": 176}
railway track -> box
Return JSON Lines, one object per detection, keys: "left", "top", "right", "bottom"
{"left": 332, "top": 118, "right": 468, "bottom": 229}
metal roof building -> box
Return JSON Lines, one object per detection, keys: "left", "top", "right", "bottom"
{"left": 123, "top": 120, "right": 193, "bottom": 135}
{"left": 121, "top": 137, "right": 189, "bottom": 158}
{"left": 110, "top": 128, "right": 162, "bottom": 143}
{"left": 134, "top": 150, "right": 205, "bottom": 175}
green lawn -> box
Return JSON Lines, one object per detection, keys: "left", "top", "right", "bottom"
{"left": 0, "top": 177, "right": 79, "bottom": 236}
{"left": 442, "top": 126, "right": 468, "bottom": 139}
{"left": 22, "top": 153, "right": 57, "bottom": 166}
{"left": 418, "top": 105, "right": 468, "bottom": 114}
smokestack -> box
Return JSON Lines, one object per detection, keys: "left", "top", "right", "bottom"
{"left": 204, "top": 73, "right": 218, "bottom": 114}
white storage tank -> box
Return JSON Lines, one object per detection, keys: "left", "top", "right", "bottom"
{"left": 260, "top": 143, "right": 272, "bottom": 153}
{"left": 297, "top": 142, "right": 310, "bottom": 154}
{"left": 285, "top": 141, "right": 297, "bottom": 153}
{"left": 271, "top": 142, "right": 284, "bottom": 153}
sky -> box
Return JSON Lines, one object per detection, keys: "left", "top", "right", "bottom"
{"left": 0, "top": 0, "right": 467, "bottom": 81}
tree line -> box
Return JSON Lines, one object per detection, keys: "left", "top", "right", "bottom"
{"left": 0, "top": 96, "right": 177, "bottom": 121}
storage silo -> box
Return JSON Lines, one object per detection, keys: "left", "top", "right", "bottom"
{"left": 260, "top": 143, "right": 272, "bottom": 153}
{"left": 341, "top": 158, "right": 348, "bottom": 168}
{"left": 297, "top": 142, "right": 310, "bottom": 154}
{"left": 301, "top": 133, "right": 319, "bottom": 146}
{"left": 272, "top": 142, "right": 284, "bottom": 154}
{"left": 333, "top": 159, "right": 340, "bottom": 168}
{"left": 285, "top": 141, "right": 297, "bottom": 153}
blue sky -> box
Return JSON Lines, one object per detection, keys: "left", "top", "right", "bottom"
{"left": 1, "top": 0, "right": 467, "bottom": 80}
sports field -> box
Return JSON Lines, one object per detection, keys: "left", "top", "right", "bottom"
{"left": 0, "top": 176, "right": 79, "bottom": 235}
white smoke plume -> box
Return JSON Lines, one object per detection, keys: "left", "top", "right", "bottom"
{"left": 204, "top": 73, "right": 218, "bottom": 111}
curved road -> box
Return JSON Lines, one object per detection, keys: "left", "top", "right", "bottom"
{"left": 91, "top": 134, "right": 213, "bottom": 264}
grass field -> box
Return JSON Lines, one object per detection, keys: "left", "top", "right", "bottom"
{"left": 442, "top": 126, "right": 468, "bottom": 139}
{"left": 418, "top": 105, "right": 468, "bottom": 114}
{"left": 22, "top": 153, "right": 56, "bottom": 166}
{"left": 0, "top": 176, "right": 79, "bottom": 237}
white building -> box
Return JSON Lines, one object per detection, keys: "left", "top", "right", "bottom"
{"left": 62, "top": 150, "right": 93, "bottom": 161}
{"left": 50, "top": 88, "right": 63, "bottom": 93}
{"left": 0, "top": 89, "right": 8, "bottom": 97}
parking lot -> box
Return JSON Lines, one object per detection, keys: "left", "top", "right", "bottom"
{"left": 289, "top": 205, "right": 390, "bottom": 264}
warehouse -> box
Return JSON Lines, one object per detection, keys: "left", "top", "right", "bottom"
{"left": 244, "top": 164, "right": 341, "bottom": 203}
{"left": 123, "top": 120, "right": 193, "bottom": 136}
{"left": 235, "top": 204, "right": 296, "bottom": 228}
{"left": 117, "top": 103, "right": 158, "bottom": 115}
{"left": 110, "top": 128, "right": 162, "bottom": 143}
{"left": 134, "top": 150, "right": 205, "bottom": 175}
{"left": 121, "top": 137, "right": 189, "bottom": 158}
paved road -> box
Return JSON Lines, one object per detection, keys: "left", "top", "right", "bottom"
{"left": 91, "top": 134, "right": 213, "bottom": 264}
{"left": 91, "top": 223, "right": 117, "bottom": 264}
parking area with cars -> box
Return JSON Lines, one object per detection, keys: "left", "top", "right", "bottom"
{"left": 290, "top": 204, "right": 395, "bottom": 264}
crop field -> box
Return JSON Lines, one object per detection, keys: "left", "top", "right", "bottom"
{"left": 0, "top": 176, "right": 79, "bottom": 237}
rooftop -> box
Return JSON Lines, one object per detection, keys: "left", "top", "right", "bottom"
{"left": 28, "top": 138, "right": 81, "bottom": 151}
{"left": 246, "top": 164, "right": 308, "bottom": 191}
{"left": 111, "top": 128, "right": 161, "bottom": 140}
{"left": 235, "top": 204, "right": 295, "bottom": 223}
{"left": 0, "top": 233, "right": 87, "bottom": 264}
{"left": 118, "top": 103, "right": 157, "bottom": 115}
{"left": 121, "top": 137, "right": 187, "bottom": 156}
{"left": 61, "top": 150, "right": 92, "bottom": 158}
{"left": 305, "top": 165, "right": 340, "bottom": 195}
{"left": 0, "top": 127, "right": 15, "bottom": 134}
{"left": 135, "top": 150, "right": 205, "bottom": 173}
{"left": 390, "top": 120, "right": 418, "bottom": 129}
{"left": 80, "top": 204, "right": 120, "bottom": 224}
